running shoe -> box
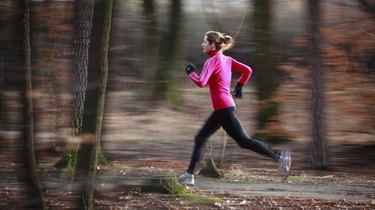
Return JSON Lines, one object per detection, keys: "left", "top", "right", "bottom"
{"left": 278, "top": 148, "right": 292, "bottom": 182}
{"left": 178, "top": 172, "right": 195, "bottom": 186}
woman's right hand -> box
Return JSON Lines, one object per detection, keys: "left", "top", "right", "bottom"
{"left": 185, "top": 64, "right": 196, "bottom": 74}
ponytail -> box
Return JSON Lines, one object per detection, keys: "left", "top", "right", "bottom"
{"left": 222, "top": 35, "right": 234, "bottom": 50}
{"left": 205, "top": 31, "right": 234, "bottom": 51}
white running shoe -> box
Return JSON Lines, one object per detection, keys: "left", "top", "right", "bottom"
{"left": 178, "top": 172, "right": 195, "bottom": 186}
{"left": 278, "top": 148, "right": 292, "bottom": 182}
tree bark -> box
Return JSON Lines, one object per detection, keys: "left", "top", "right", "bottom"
{"left": 308, "top": 0, "right": 327, "bottom": 169}
{"left": 72, "top": 0, "right": 95, "bottom": 136}
{"left": 22, "top": 0, "right": 46, "bottom": 208}
{"left": 75, "top": 0, "right": 113, "bottom": 209}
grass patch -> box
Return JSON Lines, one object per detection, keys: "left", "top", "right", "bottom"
{"left": 120, "top": 176, "right": 223, "bottom": 205}
{"left": 54, "top": 148, "right": 78, "bottom": 169}
{"left": 288, "top": 175, "right": 308, "bottom": 182}
{"left": 163, "top": 176, "right": 223, "bottom": 205}
{"left": 161, "top": 176, "right": 189, "bottom": 194}
{"left": 178, "top": 193, "right": 223, "bottom": 205}
{"left": 98, "top": 148, "right": 109, "bottom": 165}
{"left": 54, "top": 146, "right": 109, "bottom": 179}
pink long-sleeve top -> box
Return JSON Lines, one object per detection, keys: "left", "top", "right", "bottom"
{"left": 188, "top": 50, "right": 252, "bottom": 111}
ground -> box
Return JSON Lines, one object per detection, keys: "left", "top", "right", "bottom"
{"left": 1, "top": 141, "right": 375, "bottom": 209}
{"left": 38, "top": 143, "right": 375, "bottom": 209}
{"left": 1, "top": 108, "right": 374, "bottom": 209}
{"left": 31, "top": 160, "right": 373, "bottom": 209}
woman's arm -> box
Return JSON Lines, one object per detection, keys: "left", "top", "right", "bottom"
{"left": 232, "top": 59, "right": 252, "bottom": 85}
{"left": 188, "top": 60, "right": 214, "bottom": 88}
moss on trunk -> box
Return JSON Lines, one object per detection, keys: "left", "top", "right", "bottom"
{"left": 199, "top": 157, "right": 222, "bottom": 178}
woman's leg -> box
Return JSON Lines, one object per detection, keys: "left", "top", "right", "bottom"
{"left": 220, "top": 108, "right": 280, "bottom": 160}
{"left": 186, "top": 111, "right": 221, "bottom": 174}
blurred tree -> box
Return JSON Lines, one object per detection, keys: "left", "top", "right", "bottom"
{"left": 142, "top": 0, "right": 159, "bottom": 102}
{"left": 143, "top": 0, "right": 154, "bottom": 14}
{"left": 308, "top": 0, "right": 327, "bottom": 169}
{"left": 22, "top": 0, "right": 46, "bottom": 208}
{"left": 0, "top": 12, "right": 4, "bottom": 152}
{"left": 250, "top": 0, "right": 287, "bottom": 143}
{"left": 74, "top": 0, "right": 113, "bottom": 209}
{"left": 0, "top": 1, "right": 22, "bottom": 146}
{"left": 152, "top": 0, "right": 182, "bottom": 105}
{"left": 358, "top": 0, "right": 375, "bottom": 13}
{"left": 252, "top": 0, "right": 277, "bottom": 125}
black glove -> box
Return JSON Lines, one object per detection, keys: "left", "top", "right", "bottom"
{"left": 185, "top": 64, "right": 196, "bottom": 74}
{"left": 233, "top": 82, "right": 243, "bottom": 99}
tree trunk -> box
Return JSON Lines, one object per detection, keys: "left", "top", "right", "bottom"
{"left": 72, "top": 0, "right": 95, "bottom": 136}
{"left": 22, "top": 0, "right": 46, "bottom": 208}
{"left": 142, "top": 0, "right": 158, "bottom": 102}
{"left": 250, "top": 0, "right": 286, "bottom": 143}
{"left": 95, "top": 0, "right": 112, "bottom": 156}
{"left": 308, "top": 0, "right": 327, "bottom": 169}
{"left": 152, "top": 0, "right": 182, "bottom": 104}
{"left": 54, "top": 0, "right": 95, "bottom": 171}
{"left": 75, "top": 0, "right": 112, "bottom": 209}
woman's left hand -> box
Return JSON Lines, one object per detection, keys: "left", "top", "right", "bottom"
{"left": 233, "top": 82, "right": 243, "bottom": 99}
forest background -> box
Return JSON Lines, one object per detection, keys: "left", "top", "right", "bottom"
{"left": 0, "top": 0, "right": 374, "bottom": 209}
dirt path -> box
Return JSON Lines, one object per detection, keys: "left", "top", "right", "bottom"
{"left": 99, "top": 163, "right": 375, "bottom": 209}
{"left": 195, "top": 177, "right": 374, "bottom": 202}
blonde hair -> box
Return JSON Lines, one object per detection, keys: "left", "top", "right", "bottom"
{"left": 205, "top": 31, "right": 234, "bottom": 51}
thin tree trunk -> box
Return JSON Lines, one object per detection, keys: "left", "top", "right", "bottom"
{"left": 95, "top": 0, "right": 112, "bottom": 157}
{"left": 75, "top": 0, "right": 112, "bottom": 209}
{"left": 142, "top": 0, "right": 158, "bottom": 102}
{"left": 308, "top": 0, "right": 327, "bottom": 169}
{"left": 22, "top": 0, "right": 46, "bottom": 208}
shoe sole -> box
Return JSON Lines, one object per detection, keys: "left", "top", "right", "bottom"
{"left": 181, "top": 182, "right": 194, "bottom": 186}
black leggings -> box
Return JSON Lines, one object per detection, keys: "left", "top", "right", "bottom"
{"left": 187, "top": 107, "right": 280, "bottom": 174}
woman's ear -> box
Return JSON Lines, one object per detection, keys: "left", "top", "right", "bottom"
{"left": 210, "top": 43, "right": 216, "bottom": 50}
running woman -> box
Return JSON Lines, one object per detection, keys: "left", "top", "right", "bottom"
{"left": 178, "top": 31, "right": 291, "bottom": 186}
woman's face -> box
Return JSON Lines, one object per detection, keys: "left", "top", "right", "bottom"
{"left": 202, "top": 35, "right": 215, "bottom": 54}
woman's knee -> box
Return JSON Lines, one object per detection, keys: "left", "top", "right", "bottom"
{"left": 235, "top": 137, "right": 255, "bottom": 149}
